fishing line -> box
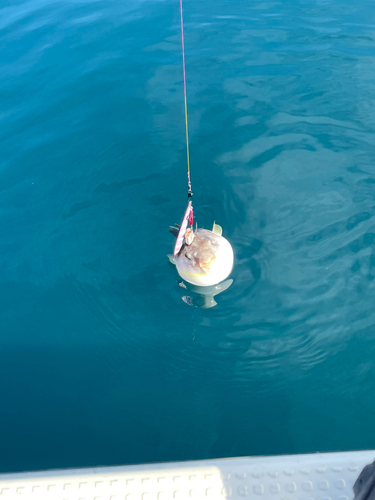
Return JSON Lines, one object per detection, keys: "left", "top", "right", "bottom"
{"left": 173, "top": 0, "right": 194, "bottom": 257}
{"left": 179, "top": 0, "right": 193, "bottom": 202}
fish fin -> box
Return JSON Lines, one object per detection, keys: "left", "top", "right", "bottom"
{"left": 200, "top": 296, "right": 217, "bottom": 309}
{"left": 212, "top": 222, "right": 222, "bottom": 236}
{"left": 182, "top": 296, "right": 194, "bottom": 306}
{"left": 167, "top": 254, "right": 176, "bottom": 265}
{"left": 214, "top": 279, "right": 233, "bottom": 293}
{"left": 169, "top": 226, "right": 179, "bottom": 237}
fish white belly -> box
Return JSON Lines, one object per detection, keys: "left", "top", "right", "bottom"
{"left": 176, "top": 233, "right": 234, "bottom": 286}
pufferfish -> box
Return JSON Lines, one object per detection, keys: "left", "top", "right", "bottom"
{"left": 168, "top": 221, "right": 234, "bottom": 287}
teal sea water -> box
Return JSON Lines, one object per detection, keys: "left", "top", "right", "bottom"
{"left": 1, "top": 0, "right": 375, "bottom": 473}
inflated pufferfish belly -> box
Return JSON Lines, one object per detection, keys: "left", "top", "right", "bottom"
{"left": 176, "top": 228, "right": 234, "bottom": 286}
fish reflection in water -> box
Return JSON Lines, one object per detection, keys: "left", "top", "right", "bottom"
{"left": 178, "top": 278, "right": 233, "bottom": 308}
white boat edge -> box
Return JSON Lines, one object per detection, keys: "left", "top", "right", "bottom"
{"left": 0, "top": 450, "right": 374, "bottom": 499}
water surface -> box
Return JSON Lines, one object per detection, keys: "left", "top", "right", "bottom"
{"left": 1, "top": 0, "right": 375, "bottom": 473}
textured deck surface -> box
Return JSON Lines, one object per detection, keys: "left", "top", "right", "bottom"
{"left": 0, "top": 451, "right": 374, "bottom": 499}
